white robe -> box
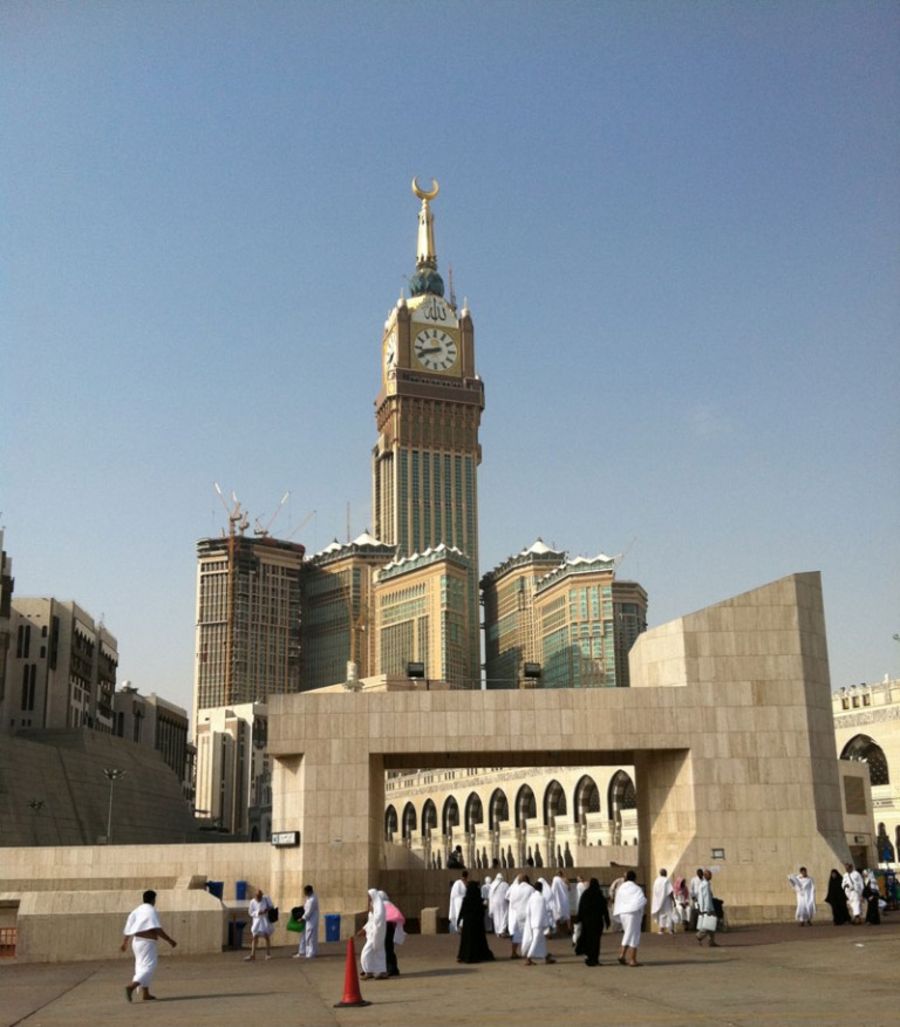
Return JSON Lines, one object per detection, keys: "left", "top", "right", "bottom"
{"left": 651, "top": 875, "right": 675, "bottom": 929}
{"left": 489, "top": 876, "right": 509, "bottom": 935}
{"left": 613, "top": 880, "right": 647, "bottom": 949}
{"left": 537, "top": 878, "right": 554, "bottom": 929}
{"left": 124, "top": 903, "right": 162, "bottom": 987}
{"left": 842, "top": 870, "right": 864, "bottom": 918}
{"left": 550, "top": 876, "right": 570, "bottom": 923}
{"left": 509, "top": 881, "right": 533, "bottom": 945}
{"left": 482, "top": 877, "right": 493, "bottom": 931}
{"left": 572, "top": 880, "right": 587, "bottom": 947}
{"left": 360, "top": 889, "right": 386, "bottom": 975}
{"left": 522, "top": 889, "right": 551, "bottom": 959}
{"left": 787, "top": 875, "right": 815, "bottom": 922}
{"left": 298, "top": 892, "right": 319, "bottom": 956}
{"left": 248, "top": 896, "right": 275, "bottom": 938}
{"left": 448, "top": 878, "right": 467, "bottom": 933}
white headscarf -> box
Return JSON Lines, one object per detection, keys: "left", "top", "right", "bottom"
{"left": 369, "top": 887, "right": 386, "bottom": 926}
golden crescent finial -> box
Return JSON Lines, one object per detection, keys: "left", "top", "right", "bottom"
{"left": 412, "top": 177, "right": 439, "bottom": 201}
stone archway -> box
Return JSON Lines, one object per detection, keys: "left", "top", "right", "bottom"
{"left": 269, "top": 573, "right": 852, "bottom": 924}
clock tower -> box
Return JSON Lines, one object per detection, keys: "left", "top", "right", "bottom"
{"left": 372, "top": 180, "right": 484, "bottom": 686}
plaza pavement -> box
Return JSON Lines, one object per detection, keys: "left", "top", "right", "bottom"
{"left": 3, "top": 920, "right": 899, "bottom": 1027}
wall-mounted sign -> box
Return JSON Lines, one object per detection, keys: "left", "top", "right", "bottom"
{"left": 711, "top": 848, "right": 726, "bottom": 860}
{"left": 271, "top": 831, "right": 300, "bottom": 847}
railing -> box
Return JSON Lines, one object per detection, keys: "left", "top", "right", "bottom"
{"left": 0, "top": 927, "right": 16, "bottom": 957}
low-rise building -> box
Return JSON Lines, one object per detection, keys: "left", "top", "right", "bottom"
{"left": 194, "top": 702, "right": 269, "bottom": 838}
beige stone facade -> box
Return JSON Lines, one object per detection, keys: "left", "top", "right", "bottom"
{"left": 833, "top": 677, "right": 900, "bottom": 864}
{"left": 0, "top": 842, "right": 272, "bottom": 962}
{"left": 267, "top": 572, "right": 858, "bottom": 926}
{"left": 4, "top": 597, "right": 117, "bottom": 733}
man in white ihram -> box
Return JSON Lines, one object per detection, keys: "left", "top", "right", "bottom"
{"left": 294, "top": 883, "right": 319, "bottom": 958}
{"left": 842, "top": 863, "right": 864, "bottom": 924}
{"left": 651, "top": 868, "right": 676, "bottom": 934}
{"left": 121, "top": 889, "right": 177, "bottom": 1002}
{"left": 551, "top": 869, "right": 571, "bottom": 934}
{"left": 787, "top": 867, "right": 816, "bottom": 926}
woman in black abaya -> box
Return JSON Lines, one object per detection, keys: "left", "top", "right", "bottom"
{"left": 825, "top": 868, "right": 850, "bottom": 925}
{"left": 574, "top": 878, "right": 611, "bottom": 966}
{"left": 457, "top": 880, "right": 495, "bottom": 963}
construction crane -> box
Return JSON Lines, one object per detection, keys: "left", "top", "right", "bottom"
{"left": 213, "top": 483, "right": 249, "bottom": 706}
{"left": 288, "top": 509, "right": 316, "bottom": 541}
{"left": 254, "top": 491, "right": 290, "bottom": 538}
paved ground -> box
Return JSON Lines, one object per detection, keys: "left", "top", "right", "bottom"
{"left": 3, "top": 920, "right": 899, "bottom": 1027}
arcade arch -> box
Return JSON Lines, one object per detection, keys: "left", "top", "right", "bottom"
{"left": 421, "top": 799, "right": 438, "bottom": 838}
{"left": 543, "top": 779, "right": 567, "bottom": 825}
{"left": 489, "top": 788, "right": 509, "bottom": 829}
{"left": 465, "top": 792, "right": 484, "bottom": 833}
{"left": 515, "top": 784, "right": 536, "bottom": 827}
{"left": 442, "top": 795, "right": 460, "bottom": 836}
{"left": 841, "top": 734, "right": 890, "bottom": 785}
{"left": 385, "top": 804, "right": 398, "bottom": 842}
{"left": 402, "top": 801, "right": 417, "bottom": 840}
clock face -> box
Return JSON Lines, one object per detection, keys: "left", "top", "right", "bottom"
{"left": 414, "top": 328, "right": 458, "bottom": 372}
{"left": 384, "top": 331, "right": 397, "bottom": 371}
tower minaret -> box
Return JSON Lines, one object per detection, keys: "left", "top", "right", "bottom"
{"left": 372, "top": 179, "right": 484, "bottom": 685}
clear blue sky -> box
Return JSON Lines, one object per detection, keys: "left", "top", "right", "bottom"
{"left": 2, "top": 1, "right": 898, "bottom": 714}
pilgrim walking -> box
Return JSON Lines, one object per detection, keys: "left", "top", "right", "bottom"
{"left": 612, "top": 870, "right": 647, "bottom": 966}
{"left": 825, "top": 868, "right": 850, "bottom": 925}
{"left": 457, "top": 880, "right": 496, "bottom": 963}
{"left": 573, "top": 878, "right": 610, "bottom": 966}
{"left": 121, "top": 889, "right": 177, "bottom": 1002}
{"left": 358, "top": 888, "right": 388, "bottom": 979}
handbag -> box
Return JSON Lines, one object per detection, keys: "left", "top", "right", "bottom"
{"left": 697, "top": 913, "right": 717, "bottom": 932}
{"left": 266, "top": 905, "right": 279, "bottom": 924}
{"left": 287, "top": 916, "right": 305, "bottom": 933}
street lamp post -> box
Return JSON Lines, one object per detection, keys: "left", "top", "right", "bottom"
{"left": 28, "top": 799, "right": 45, "bottom": 845}
{"left": 103, "top": 768, "right": 126, "bottom": 844}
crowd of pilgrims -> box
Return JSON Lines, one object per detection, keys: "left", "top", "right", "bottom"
{"left": 298, "top": 861, "right": 891, "bottom": 982}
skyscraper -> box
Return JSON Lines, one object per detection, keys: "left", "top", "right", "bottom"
{"left": 192, "top": 534, "right": 304, "bottom": 715}
{"left": 370, "top": 180, "right": 484, "bottom": 685}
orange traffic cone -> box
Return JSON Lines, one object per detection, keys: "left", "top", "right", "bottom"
{"left": 333, "top": 937, "right": 371, "bottom": 1008}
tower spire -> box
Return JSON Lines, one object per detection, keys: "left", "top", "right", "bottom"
{"left": 410, "top": 178, "right": 444, "bottom": 297}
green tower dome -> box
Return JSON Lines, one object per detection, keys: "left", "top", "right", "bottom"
{"left": 409, "top": 267, "right": 445, "bottom": 297}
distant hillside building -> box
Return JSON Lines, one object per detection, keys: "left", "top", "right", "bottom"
{"left": 482, "top": 541, "right": 648, "bottom": 689}
{"left": 113, "top": 683, "right": 194, "bottom": 803}
{"left": 2, "top": 598, "right": 117, "bottom": 732}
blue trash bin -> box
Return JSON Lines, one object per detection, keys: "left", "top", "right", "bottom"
{"left": 325, "top": 914, "right": 341, "bottom": 942}
{"left": 207, "top": 881, "right": 224, "bottom": 899}
{"left": 236, "top": 880, "right": 248, "bottom": 900}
